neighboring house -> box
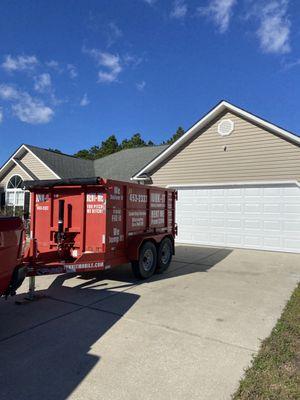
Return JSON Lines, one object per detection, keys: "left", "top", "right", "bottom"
{"left": 0, "top": 143, "right": 166, "bottom": 216}
{"left": 1, "top": 100, "right": 299, "bottom": 253}
{"left": 132, "top": 101, "right": 300, "bottom": 253}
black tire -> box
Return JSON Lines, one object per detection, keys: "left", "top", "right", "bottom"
{"left": 156, "top": 237, "right": 173, "bottom": 274}
{"left": 132, "top": 241, "right": 157, "bottom": 279}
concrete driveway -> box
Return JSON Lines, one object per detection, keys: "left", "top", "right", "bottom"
{"left": 0, "top": 245, "right": 299, "bottom": 400}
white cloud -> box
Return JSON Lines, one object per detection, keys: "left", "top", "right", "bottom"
{"left": 283, "top": 58, "right": 300, "bottom": 70}
{"left": 136, "top": 81, "right": 146, "bottom": 91}
{"left": 2, "top": 54, "right": 38, "bottom": 72}
{"left": 0, "top": 108, "right": 3, "bottom": 123}
{"left": 143, "top": 0, "right": 157, "bottom": 5}
{"left": 45, "top": 60, "right": 64, "bottom": 74}
{"left": 83, "top": 47, "right": 122, "bottom": 83}
{"left": 123, "top": 54, "right": 143, "bottom": 68}
{"left": 256, "top": 0, "right": 291, "bottom": 54}
{"left": 97, "top": 53, "right": 121, "bottom": 83}
{"left": 170, "top": 0, "right": 187, "bottom": 19}
{"left": 46, "top": 60, "right": 59, "bottom": 69}
{"left": 34, "top": 73, "right": 52, "bottom": 92}
{"left": 198, "top": 0, "right": 236, "bottom": 33}
{"left": 12, "top": 99, "right": 53, "bottom": 124}
{"left": 107, "top": 22, "right": 123, "bottom": 47}
{"left": 0, "top": 84, "right": 54, "bottom": 124}
{"left": 80, "top": 93, "right": 90, "bottom": 106}
{"left": 67, "top": 64, "right": 78, "bottom": 79}
{"left": 0, "top": 84, "right": 19, "bottom": 100}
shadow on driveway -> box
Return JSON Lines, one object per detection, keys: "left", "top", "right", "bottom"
{"left": 0, "top": 246, "right": 232, "bottom": 400}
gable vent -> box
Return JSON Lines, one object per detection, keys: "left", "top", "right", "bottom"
{"left": 218, "top": 119, "right": 234, "bottom": 136}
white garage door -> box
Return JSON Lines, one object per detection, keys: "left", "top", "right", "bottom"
{"left": 175, "top": 184, "right": 300, "bottom": 253}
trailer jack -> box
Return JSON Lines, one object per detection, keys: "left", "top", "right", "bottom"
{"left": 25, "top": 276, "right": 36, "bottom": 301}
{"left": 15, "top": 276, "right": 44, "bottom": 305}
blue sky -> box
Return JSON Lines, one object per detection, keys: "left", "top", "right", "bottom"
{"left": 0, "top": 0, "right": 299, "bottom": 164}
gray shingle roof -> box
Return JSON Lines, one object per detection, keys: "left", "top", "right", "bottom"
{"left": 93, "top": 145, "right": 168, "bottom": 182}
{"left": 25, "top": 144, "right": 167, "bottom": 181}
{"left": 26, "top": 145, "right": 94, "bottom": 179}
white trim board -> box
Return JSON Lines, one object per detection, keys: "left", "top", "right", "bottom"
{"left": 132, "top": 100, "right": 300, "bottom": 180}
{"left": 166, "top": 180, "right": 300, "bottom": 189}
{"left": 0, "top": 144, "right": 60, "bottom": 180}
{"left": 175, "top": 240, "right": 300, "bottom": 255}
{"left": 12, "top": 159, "right": 33, "bottom": 180}
{"left": 23, "top": 145, "right": 60, "bottom": 179}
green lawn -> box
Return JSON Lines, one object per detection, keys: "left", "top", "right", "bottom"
{"left": 233, "top": 283, "right": 300, "bottom": 400}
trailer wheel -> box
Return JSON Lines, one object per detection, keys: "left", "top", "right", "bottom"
{"left": 132, "top": 241, "right": 157, "bottom": 279}
{"left": 156, "top": 237, "right": 173, "bottom": 274}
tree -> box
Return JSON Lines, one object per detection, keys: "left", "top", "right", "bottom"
{"left": 48, "top": 148, "right": 62, "bottom": 154}
{"left": 73, "top": 127, "right": 184, "bottom": 160}
{"left": 165, "top": 126, "right": 185, "bottom": 145}
{"left": 73, "top": 149, "right": 94, "bottom": 160}
{"left": 120, "top": 133, "right": 147, "bottom": 150}
{"left": 97, "top": 135, "right": 119, "bottom": 157}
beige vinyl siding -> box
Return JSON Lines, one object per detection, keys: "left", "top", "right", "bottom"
{"left": 150, "top": 111, "right": 300, "bottom": 187}
{"left": 0, "top": 164, "right": 32, "bottom": 189}
{"left": 19, "top": 151, "right": 57, "bottom": 180}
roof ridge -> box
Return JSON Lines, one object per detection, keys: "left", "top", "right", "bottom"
{"left": 25, "top": 144, "right": 93, "bottom": 162}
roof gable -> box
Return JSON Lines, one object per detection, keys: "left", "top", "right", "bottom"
{"left": 25, "top": 145, "right": 94, "bottom": 179}
{"left": 0, "top": 144, "right": 168, "bottom": 184}
{"left": 132, "top": 100, "right": 300, "bottom": 179}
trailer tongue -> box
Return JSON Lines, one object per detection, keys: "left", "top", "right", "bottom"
{"left": 23, "top": 177, "right": 176, "bottom": 284}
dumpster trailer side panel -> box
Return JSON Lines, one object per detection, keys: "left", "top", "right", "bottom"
{"left": 0, "top": 217, "right": 26, "bottom": 297}
{"left": 24, "top": 178, "right": 176, "bottom": 276}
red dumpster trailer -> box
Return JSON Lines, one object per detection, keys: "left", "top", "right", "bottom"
{"left": 24, "top": 177, "right": 177, "bottom": 280}
{"left": 0, "top": 217, "right": 26, "bottom": 298}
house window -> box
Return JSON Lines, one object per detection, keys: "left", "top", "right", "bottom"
{"left": 6, "top": 175, "right": 24, "bottom": 207}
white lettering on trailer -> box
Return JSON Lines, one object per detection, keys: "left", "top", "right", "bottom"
{"left": 86, "top": 203, "right": 105, "bottom": 214}
{"left": 151, "top": 209, "right": 165, "bottom": 225}
{"left": 65, "top": 261, "right": 104, "bottom": 272}
{"left": 86, "top": 193, "right": 106, "bottom": 214}
{"left": 109, "top": 228, "right": 124, "bottom": 244}
{"left": 110, "top": 186, "right": 123, "bottom": 201}
{"left": 112, "top": 208, "right": 122, "bottom": 222}
{"left": 36, "top": 205, "right": 49, "bottom": 211}
{"left": 36, "top": 194, "right": 50, "bottom": 203}
{"left": 128, "top": 210, "right": 146, "bottom": 227}
{"left": 109, "top": 235, "right": 124, "bottom": 244}
{"left": 132, "top": 218, "right": 144, "bottom": 227}
{"left": 150, "top": 192, "right": 166, "bottom": 208}
{"left": 129, "top": 193, "right": 147, "bottom": 203}
{"left": 86, "top": 193, "right": 104, "bottom": 203}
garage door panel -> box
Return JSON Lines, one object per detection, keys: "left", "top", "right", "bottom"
{"left": 264, "top": 204, "right": 281, "bottom": 213}
{"left": 244, "top": 188, "right": 262, "bottom": 196}
{"left": 263, "top": 237, "right": 282, "bottom": 248}
{"left": 284, "top": 204, "right": 300, "bottom": 213}
{"left": 176, "top": 184, "right": 300, "bottom": 253}
{"left": 227, "top": 204, "right": 242, "bottom": 212}
{"left": 284, "top": 238, "right": 300, "bottom": 250}
{"left": 227, "top": 235, "right": 243, "bottom": 246}
{"left": 263, "top": 187, "right": 282, "bottom": 196}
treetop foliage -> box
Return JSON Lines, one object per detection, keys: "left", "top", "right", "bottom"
{"left": 73, "top": 127, "right": 185, "bottom": 160}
